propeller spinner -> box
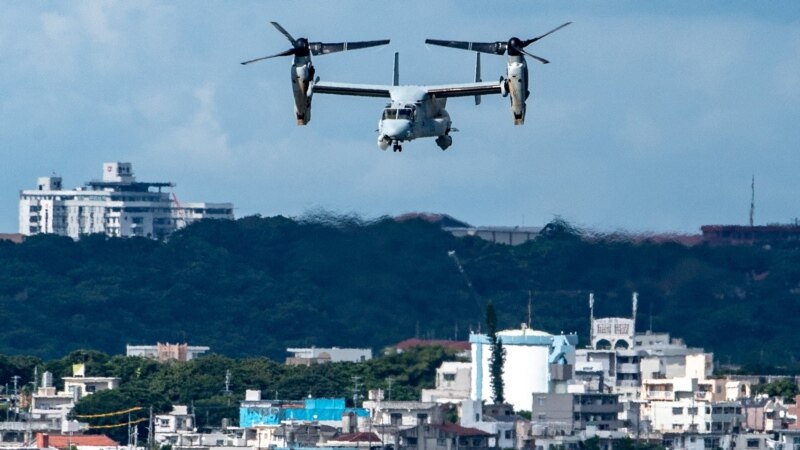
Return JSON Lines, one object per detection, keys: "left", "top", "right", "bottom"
{"left": 241, "top": 22, "right": 390, "bottom": 65}
{"left": 425, "top": 22, "right": 572, "bottom": 64}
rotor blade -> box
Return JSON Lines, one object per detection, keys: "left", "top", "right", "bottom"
{"left": 309, "top": 39, "right": 390, "bottom": 55}
{"left": 425, "top": 39, "right": 507, "bottom": 55}
{"left": 523, "top": 22, "right": 572, "bottom": 46}
{"left": 240, "top": 48, "right": 295, "bottom": 65}
{"left": 270, "top": 22, "right": 297, "bottom": 45}
{"left": 510, "top": 45, "right": 550, "bottom": 64}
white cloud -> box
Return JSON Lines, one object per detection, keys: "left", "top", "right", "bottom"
{"left": 148, "top": 84, "right": 232, "bottom": 169}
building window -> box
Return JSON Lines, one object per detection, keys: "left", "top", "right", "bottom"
{"left": 505, "top": 430, "right": 513, "bottom": 439}
{"left": 417, "top": 414, "right": 428, "bottom": 424}
{"left": 443, "top": 373, "right": 456, "bottom": 381}
{"left": 747, "top": 439, "right": 760, "bottom": 448}
{"left": 672, "top": 407, "right": 683, "bottom": 415}
{"left": 390, "top": 413, "right": 402, "bottom": 425}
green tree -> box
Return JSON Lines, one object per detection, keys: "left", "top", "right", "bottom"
{"left": 486, "top": 301, "right": 505, "bottom": 404}
{"left": 755, "top": 379, "right": 800, "bottom": 403}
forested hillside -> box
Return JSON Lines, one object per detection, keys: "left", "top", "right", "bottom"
{"left": 1, "top": 215, "right": 799, "bottom": 370}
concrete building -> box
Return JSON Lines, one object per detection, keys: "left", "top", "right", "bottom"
{"left": 531, "top": 388, "right": 624, "bottom": 433}
{"left": 641, "top": 377, "right": 744, "bottom": 434}
{"left": 126, "top": 343, "right": 210, "bottom": 362}
{"left": 577, "top": 293, "right": 713, "bottom": 402}
{"left": 240, "top": 393, "right": 368, "bottom": 429}
{"left": 19, "top": 162, "right": 233, "bottom": 240}
{"left": 444, "top": 226, "right": 541, "bottom": 246}
{"left": 470, "top": 326, "right": 577, "bottom": 411}
{"left": 286, "top": 347, "right": 372, "bottom": 365}
{"left": 154, "top": 405, "right": 198, "bottom": 446}
{"left": 421, "top": 362, "right": 472, "bottom": 404}
{"left": 662, "top": 431, "right": 769, "bottom": 450}
{"left": 397, "top": 424, "right": 492, "bottom": 450}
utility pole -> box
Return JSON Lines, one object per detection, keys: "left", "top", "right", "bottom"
{"left": 225, "top": 369, "right": 231, "bottom": 406}
{"left": 750, "top": 175, "right": 755, "bottom": 227}
{"left": 148, "top": 405, "right": 154, "bottom": 450}
{"left": 352, "top": 376, "right": 361, "bottom": 408}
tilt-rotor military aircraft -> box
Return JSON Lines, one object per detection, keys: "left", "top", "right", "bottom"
{"left": 242, "top": 22, "right": 570, "bottom": 152}
{"left": 312, "top": 52, "right": 504, "bottom": 152}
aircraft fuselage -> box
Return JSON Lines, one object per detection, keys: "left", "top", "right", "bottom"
{"left": 377, "top": 87, "right": 453, "bottom": 151}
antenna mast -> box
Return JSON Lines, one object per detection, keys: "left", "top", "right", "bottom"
{"left": 527, "top": 291, "right": 532, "bottom": 329}
{"left": 589, "top": 293, "right": 595, "bottom": 347}
{"left": 750, "top": 175, "right": 755, "bottom": 227}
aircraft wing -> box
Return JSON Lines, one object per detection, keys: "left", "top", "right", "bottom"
{"left": 426, "top": 81, "right": 503, "bottom": 98}
{"left": 313, "top": 81, "right": 392, "bottom": 98}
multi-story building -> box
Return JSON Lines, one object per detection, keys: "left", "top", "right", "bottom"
{"left": 19, "top": 162, "right": 233, "bottom": 240}
{"left": 577, "top": 293, "right": 713, "bottom": 402}
{"left": 126, "top": 343, "right": 210, "bottom": 362}
{"left": 531, "top": 386, "right": 624, "bottom": 434}
{"left": 421, "top": 362, "right": 472, "bottom": 403}
{"left": 285, "top": 347, "right": 372, "bottom": 365}
{"left": 641, "top": 377, "right": 744, "bottom": 434}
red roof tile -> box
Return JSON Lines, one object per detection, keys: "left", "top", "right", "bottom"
{"left": 37, "top": 433, "right": 119, "bottom": 448}
{"left": 432, "top": 423, "right": 492, "bottom": 437}
{"left": 395, "top": 339, "right": 470, "bottom": 352}
{"left": 333, "top": 432, "right": 382, "bottom": 442}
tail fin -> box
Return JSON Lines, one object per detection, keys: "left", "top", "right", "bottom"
{"left": 393, "top": 52, "right": 399, "bottom": 86}
{"left": 474, "top": 53, "right": 481, "bottom": 105}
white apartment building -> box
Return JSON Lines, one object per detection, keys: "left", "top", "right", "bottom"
{"left": 421, "top": 361, "right": 472, "bottom": 403}
{"left": 19, "top": 162, "right": 233, "bottom": 240}
{"left": 641, "top": 377, "right": 743, "bottom": 434}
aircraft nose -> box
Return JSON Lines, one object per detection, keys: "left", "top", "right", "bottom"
{"left": 382, "top": 119, "right": 412, "bottom": 140}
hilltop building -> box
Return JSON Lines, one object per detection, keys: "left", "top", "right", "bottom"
{"left": 285, "top": 347, "right": 372, "bottom": 365}
{"left": 701, "top": 224, "right": 800, "bottom": 245}
{"left": 19, "top": 162, "right": 233, "bottom": 240}
{"left": 126, "top": 343, "right": 210, "bottom": 362}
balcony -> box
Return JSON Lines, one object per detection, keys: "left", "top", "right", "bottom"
{"left": 575, "top": 404, "right": 623, "bottom": 414}
{"left": 644, "top": 391, "right": 674, "bottom": 401}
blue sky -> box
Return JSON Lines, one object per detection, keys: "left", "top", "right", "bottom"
{"left": 2, "top": 2, "right": 799, "bottom": 234}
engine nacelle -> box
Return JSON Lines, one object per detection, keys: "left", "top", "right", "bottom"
{"left": 506, "top": 59, "right": 528, "bottom": 125}
{"left": 291, "top": 61, "right": 315, "bottom": 125}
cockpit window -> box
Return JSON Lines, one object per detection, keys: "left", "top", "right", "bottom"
{"left": 383, "top": 107, "right": 415, "bottom": 120}
{"left": 397, "top": 108, "right": 414, "bottom": 120}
